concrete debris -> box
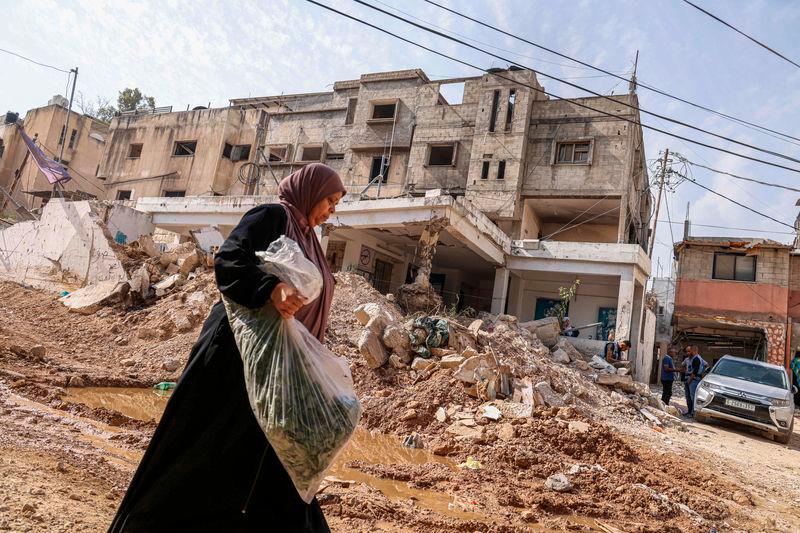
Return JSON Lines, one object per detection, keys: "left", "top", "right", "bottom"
{"left": 435, "top": 407, "right": 447, "bottom": 422}
{"left": 519, "top": 317, "right": 559, "bottom": 347}
{"left": 568, "top": 420, "right": 590, "bottom": 433}
{"left": 445, "top": 422, "right": 482, "bottom": 439}
{"left": 153, "top": 274, "right": 181, "bottom": 297}
{"left": 534, "top": 381, "right": 565, "bottom": 408}
{"left": 617, "top": 367, "right": 630, "bottom": 376}
{"left": 411, "top": 357, "right": 434, "bottom": 372}
{"left": 467, "top": 319, "right": 484, "bottom": 339}
{"left": 478, "top": 403, "right": 502, "bottom": 421}
{"left": 136, "top": 234, "right": 159, "bottom": 258}
{"left": 452, "top": 355, "right": 485, "bottom": 384}
{"left": 382, "top": 323, "right": 411, "bottom": 362}
{"left": 402, "top": 433, "right": 423, "bottom": 448}
{"left": 161, "top": 358, "right": 180, "bottom": 372}
{"left": 496, "top": 423, "right": 516, "bottom": 441}
{"left": 388, "top": 354, "right": 407, "bottom": 369}
{"left": 544, "top": 473, "right": 572, "bottom": 492}
{"left": 439, "top": 354, "right": 465, "bottom": 369}
{"left": 555, "top": 338, "right": 582, "bottom": 362}
{"left": 399, "top": 409, "right": 417, "bottom": 421}
{"left": 589, "top": 355, "right": 616, "bottom": 374}
{"left": 568, "top": 463, "right": 606, "bottom": 475}
{"left": 551, "top": 348, "right": 571, "bottom": 364}
{"left": 575, "top": 360, "right": 590, "bottom": 371}
{"left": 59, "top": 281, "right": 129, "bottom": 315}
{"left": 354, "top": 302, "right": 398, "bottom": 326}
{"left": 165, "top": 264, "right": 180, "bottom": 275}
{"left": 358, "top": 330, "right": 389, "bottom": 369}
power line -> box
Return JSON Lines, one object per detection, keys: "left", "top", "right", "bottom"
{"left": 423, "top": 0, "right": 800, "bottom": 146}
{"left": 351, "top": 0, "right": 800, "bottom": 169}
{"left": 0, "top": 47, "right": 71, "bottom": 73}
{"left": 311, "top": 0, "right": 800, "bottom": 177}
{"left": 672, "top": 169, "right": 796, "bottom": 230}
{"left": 681, "top": 0, "right": 800, "bottom": 70}
{"left": 657, "top": 220, "right": 795, "bottom": 236}
{"left": 676, "top": 156, "right": 800, "bottom": 194}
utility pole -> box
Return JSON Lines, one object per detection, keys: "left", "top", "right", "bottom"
{"left": 629, "top": 50, "right": 639, "bottom": 94}
{"left": 53, "top": 67, "right": 78, "bottom": 199}
{"left": 647, "top": 148, "right": 669, "bottom": 258}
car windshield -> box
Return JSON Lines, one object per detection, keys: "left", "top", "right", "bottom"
{"left": 712, "top": 359, "right": 788, "bottom": 389}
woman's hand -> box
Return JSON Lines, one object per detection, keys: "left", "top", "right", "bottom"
{"left": 271, "top": 282, "right": 305, "bottom": 319}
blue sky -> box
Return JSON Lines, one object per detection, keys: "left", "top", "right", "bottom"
{"left": 2, "top": 0, "right": 800, "bottom": 277}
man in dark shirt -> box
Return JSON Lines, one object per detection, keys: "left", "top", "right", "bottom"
{"left": 606, "top": 339, "right": 631, "bottom": 368}
{"left": 660, "top": 346, "right": 680, "bottom": 406}
{"left": 684, "top": 344, "right": 707, "bottom": 417}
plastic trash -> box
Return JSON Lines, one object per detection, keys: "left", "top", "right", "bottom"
{"left": 223, "top": 236, "right": 361, "bottom": 503}
{"left": 152, "top": 381, "right": 176, "bottom": 391}
{"left": 458, "top": 456, "right": 483, "bottom": 470}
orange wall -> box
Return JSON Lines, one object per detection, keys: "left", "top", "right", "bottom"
{"left": 675, "top": 279, "right": 788, "bottom": 319}
{"left": 789, "top": 291, "right": 800, "bottom": 319}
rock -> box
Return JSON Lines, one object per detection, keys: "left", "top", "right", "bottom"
{"left": 545, "top": 473, "right": 572, "bottom": 492}
{"left": 617, "top": 367, "right": 630, "bottom": 376}
{"left": 114, "top": 336, "right": 128, "bottom": 346}
{"left": 555, "top": 338, "right": 582, "bottom": 362}
{"left": 496, "top": 402, "right": 534, "bottom": 419}
{"left": 159, "top": 252, "right": 179, "bottom": 268}
{"left": 496, "top": 423, "right": 516, "bottom": 441}
{"left": 165, "top": 263, "right": 180, "bottom": 275}
{"left": 648, "top": 395, "right": 666, "bottom": 411}
{"left": 453, "top": 355, "right": 487, "bottom": 384}
{"left": 128, "top": 266, "right": 151, "bottom": 298}
{"left": 137, "top": 234, "right": 159, "bottom": 257}
{"left": 568, "top": 463, "right": 606, "bottom": 475}
{"left": 68, "top": 375, "right": 85, "bottom": 388}
{"left": 430, "top": 347, "right": 456, "bottom": 357}
{"left": 439, "top": 354, "right": 465, "bottom": 369}
{"left": 365, "top": 315, "right": 387, "bottom": 336}
{"left": 59, "top": 280, "right": 129, "bottom": 315}
{"left": 535, "top": 381, "right": 565, "bottom": 408}
{"left": 400, "top": 409, "right": 417, "bottom": 421}
{"left": 358, "top": 330, "right": 389, "bottom": 369}
{"left": 596, "top": 373, "right": 636, "bottom": 393}
{"left": 519, "top": 317, "right": 559, "bottom": 347}
{"left": 411, "top": 357, "right": 434, "bottom": 372}
{"left": 521, "top": 510, "right": 536, "bottom": 522}
{"left": 178, "top": 251, "right": 202, "bottom": 277}
{"left": 402, "top": 433, "right": 423, "bottom": 448}
{"left": 665, "top": 405, "right": 681, "bottom": 417}
{"left": 435, "top": 407, "right": 447, "bottom": 422}
{"left": 186, "top": 291, "right": 207, "bottom": 308}
{"left": 732, "top": 490, "right": 753, "bottom": 506}
{"left": 121, "top": 358, "right": 135, "bottom": 367}
{"left": 568, "top": 421, "right": 590, "bottom": 433}
{"left": 29, "top": 345, "right": 46, "bottom": 360}
{"left": 154, "top": 274, "right": 181, "bottom": 297}
{"left": 172, "top": 311, "right": 194, "bottom": 333}
{"left": 448, "top": 322, "right": 478, "bottom": 352}
{"left": 575, "top": 360, "right": 590, "bottom": 371}
{"left": 496, "top": 314, "right": 518, "bottom": 324}
{"left": 589, "top": 355, "right": 616, "bottom": 373}
{"left": 382, "top": 323, "right": 411, "bottom": 362}
{"left": 162, "top": 358, "right": 180, "bottom": 372}
{"left": 354, "top": 302, "right": 397, "bottom": 326}
{"left": 445, "top": 423, "right": 482, "bottom": 439}
{"left": 478, "top": 403, "right": 502, "bottom": 421}
{"left": 388, "top": 354, "right": 407, "bottom": 369}
{"left": 467, "top": 319, "right": 484, "bottom": 338}
{"left": 137, "top": 328, "right": 159, "bottom": 340}
{"left": 551, "top": 348, "right": 571, "bottom": 364}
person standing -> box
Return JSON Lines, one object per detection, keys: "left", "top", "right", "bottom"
{"left": 791, "top": 352, "right": 800, "bottom": 407}
{"left": 684, "top": 344, "right": 707, "bottom": 417}
{"left": 660, "top": 346, "right": 680, "bottom": 406}
{"left": 110, "top": 164, "right": 347, "bottom": 532}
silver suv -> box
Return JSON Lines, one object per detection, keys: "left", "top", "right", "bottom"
{"left": 694, "top": 355, "right": 796, "bottom": 444}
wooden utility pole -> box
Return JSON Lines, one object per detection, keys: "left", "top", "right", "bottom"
{"left": 647, "top": 148, "right": 669, "bottom": 258}
{"left": 52, "top": 67, "right": 78, "bottom": 199}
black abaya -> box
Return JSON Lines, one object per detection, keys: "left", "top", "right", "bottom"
{"left": 109, "top": 204, "right": 330, "bottom": 532}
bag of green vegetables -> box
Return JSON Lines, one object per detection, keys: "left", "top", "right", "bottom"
{"left": 223, "top": 236, "right": 361, "bottom": 503}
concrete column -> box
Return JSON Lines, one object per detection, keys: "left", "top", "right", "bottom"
{"left": 506, "top": 273, "right": 524, "bottom": 319}
{"left": 317, "top": 223, "right": 333, "bottom": 255}
{"left": 615, "top": 268, "right": 635, "bottom": 341}
{"left": 491, "top": 267, "right": 511, "bottom": 315}
{"left": 414, "top": 220, "right": 445, "bottom": 286}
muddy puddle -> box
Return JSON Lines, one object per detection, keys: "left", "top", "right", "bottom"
{"left": 64, "top": 387, "right": 171, "bottom": 422}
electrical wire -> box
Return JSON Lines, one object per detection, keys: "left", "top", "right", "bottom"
{"left": 0, "top": 47, "right": 71, "bottom": 73}
{"left": 423, "top": 0, "right": 800, "bottom": 146}
{"left": 681, "top": 0, "right": 800, "bottom": 70}
{"left": 677, "top": 156, "right": 800, "bottom": 194}
{"left": 353, "top": 0, "right": 800, "bottom": 167}
{"left": 656, "top": 220, "right": 795, "bottom": 236}
{"left": 540, "top": 195, "right": 611, "bottom": 240}
{"left": 306, "top": 0, "right": 800, "bottom": 175}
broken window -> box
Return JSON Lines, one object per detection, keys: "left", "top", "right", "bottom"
{"left": 488, "top": 90, "right": 500, "bottom": 132}
{"left": 497, "top": 160, "right": 506, "bottom": 180}
{"left": 480, "top": 160, "right": 490, "bottom": 180}
{"left": 299, "top": 145, "right": 323, "bottom": 162}
{"left": 223, "top": 143, "right": 251, "bottom": 161}
{"left": 163, "top": 190, "right": 186, "bottom": 198}
{"left": 116, "top": 190, "right": 132, "bottom": 201}
{"left": 68, "top": 129, "right": 78, "bottom": 149}
{"left": 266, "top": 145, "right": 289, "bottom": 162}
{"left": 345, "top": 98, "right": 357, "bottom": 125}
{"left": 437, "top": 82, "right": 465, "bottom": 105}
{"left": 505, "top": 89, "right": 516, "bottom": 131}
{"left": 173, "top": 140, "right": 197, "bottom": 156}
{"left": 713, "top": 253, "right": 756, "bottom": 282}
{"left": 556, "top": 141, "right": 591, "bottom": 164}
{"left": 58, "top": 125, "right": 66, "bottom": 145}
{"left": 370, "top": 155, "right": 390, "bottom": 183}
{"left": 427, "top": 143, "right": 457, "bottom": 166}
{"left": 326, "top": 152, "right": 344, "bottom": 160}
{"left": 369, "top": 101, "right": 397, "bottom": 121}
{"left": 128, "top": 143, "right": 143, "bottom": 158}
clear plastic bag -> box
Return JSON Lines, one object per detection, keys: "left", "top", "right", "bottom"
{"left": 223, "top": 236, "right": 361, "bottom": 503}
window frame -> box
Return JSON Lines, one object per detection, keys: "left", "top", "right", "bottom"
{"left": 68, "top": 128, "right": 78, "bottom": 149}
{"left": 127, "top": 143, "right": 143, "bottom": 159}
{"left": 504, "top": 89, "right": 516, "bottom": 132}
{"left": 553, "top": 139, "right": 594, "bottom": 165}
{"left": 367, "top": 99, "right": 399, "bottom": 124}
{"left": 426, "top": 142, "right": 458, "bottom": 167}
{"left": 480, "top": 160, "right": 490, "bottom": 180}
{"left": 369, "top": 155, "right": 391, "bottom": 184}
{"left": 172, "top": 140, "right": 198, "bottom": 157}
{"left": 497, "top": 160, "right": 506, "bottom": 180}
{"left": 344, "top": 98, "right": 358, "bottom": 125}
{"left": 712, "top": 252, "right": 757, "bottom": 282}
{"left": 264, "top": 144, "right": 291, "bottom": 164}
{"left": 488, "top": 89, "right": 500, "bottom": 133}
{"left": 116, "top": 190, "right": 133, "bottom": 201}
{"left": 162, "top": 190, "right": 186, "bottom": 198}
{"left": 297, "top": 143, "right": 325, "bottom": 163}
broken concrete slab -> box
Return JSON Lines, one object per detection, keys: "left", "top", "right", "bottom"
{"left": 496, "top": 401, "right": 534, "bottom": 419}
{"left": 551, "top": 348, "right": 571, "bottom": 364}
{"left": 555, "top": 338, "right": 582, "bottom": 362}
{"left": 596, "top": 373, "right": 637, "bottom": 394}
{"left": 534, "top": 381, "right": 565, "bottom": 408}
{"left": 382, "top": 322, "right": 411, "bottom": 362}
{"left": 453, "top": 355, "right": 487, "bottom": 384}
{"left": 59, "top": 280, "right": 129, "bottom": 315}
{"left": 154, "top": 274, "right": 181, "bottom": 297}
{"left": 358, "top": 330, "right": 389, "bottom": 369}
{"left": 477, "top": 403, "right": 502, "bottom": 421}
{"left": 545, "top": 473, "right": 572, "bottom": 492}
{"left": 589, "top": 355, "right": 616, "bottom": 374}
{"left": 354, "top": 302, "right": 398, "bottom": 326}
{"left": 440, "top": 354, "right": 465, "bottom": 369}
{"left": 411, "top": 357, "right": 435, "bottom": 372}
{"left": 519, "top": 317, "right": 559, "bottom": 347}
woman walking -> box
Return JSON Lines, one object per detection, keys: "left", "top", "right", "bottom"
{"left": 110, "top": 163, "right": 346, "bottom": 532}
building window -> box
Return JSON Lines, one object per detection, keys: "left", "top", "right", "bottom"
{"left": 326, "top": 152, "right": 344, "bottom": 161}
{"left": 370, "top": 155, "right": 390, "bottom": 184}
{"left": 128, "top": 143, "right": 143, "bottom": 158}
{"left": 58, "top": 125, "right": 66, "bottom": 145}
{"left": 223, "top": 143, "right": 251, "bottom": 161}
{"left": 488, "top": 90, "right": 500, "bottom": 132}
{"left": 497, "top": 160, "right": 506, "bottom": 180}
{"left": 556, "top": 141, "right": 591, "bottom": 164}
{"left": 713, "top": 253, "right": 756, "bottom": 282}
{"left": 658, "top": 305, "right": 664, "bottom": 316}
{"left": 173, "top": 140, "right": 197, "bottom": 156}
{"left": 116, "top": 190, "right": 132, "bottom": 201}
{"left": 0, "top": 139, "right": 4, "bottom": 159}
{"left": 345, "top": 98, "right": 357, "bottom": 125}
{"left": 68, "top": 129, "right": 78, "bottom": 149}
{"left": 480, "top": 160, "right": 490, "bottom": 180}
{"left": 504, "top": 89, "right": 516, "bottom": 131}
{"left": 298, "top": 145, "right": 323, "bottom": 162}
{"left": 163, "top": 190, "right": 186, "bottom": 198}
{"left": 95, "top": 164, "right": 100, "bottom": 177}
{"left": 266, "top": 145, "right": 290, "bottom": 162}
{"left": 427, "top": 143, "right": 457, "bottom": 166}
{"left": 368, "top": 100, "right": 397, "bottom": 122}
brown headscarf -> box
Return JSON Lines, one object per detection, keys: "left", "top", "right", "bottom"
{"left": 278, "top": 163, "right": 346, "bottom": 341}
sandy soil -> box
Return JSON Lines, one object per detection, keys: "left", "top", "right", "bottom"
{"left": 1, "top": 276, "right": 799, "bottom": 532}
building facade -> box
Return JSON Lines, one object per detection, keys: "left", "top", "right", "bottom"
{"left": 1, "top": 97, "right": 109, "bottom": 211}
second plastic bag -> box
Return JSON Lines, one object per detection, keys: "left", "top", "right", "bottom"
{"left": 223, "top": 236, "right": 361, "bottom": 503}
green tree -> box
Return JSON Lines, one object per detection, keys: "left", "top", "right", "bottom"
{"left": 78, "top": 87, "right": 156, "bottom": 123}
{"left": 546, "top": 279, "right": 581, "bottom": 328}
{"left": 116, "top": 87, "right": 156, "bottom": 112}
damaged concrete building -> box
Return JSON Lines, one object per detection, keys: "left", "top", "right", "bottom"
{"left": 86, "top": 68, "right": 652, "bottom": 370}
{"left": 672, "top": 236, "right": 797, "bottom": 367}
{"left": 0, "top": 96, "right": 110, "bottom": 211}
